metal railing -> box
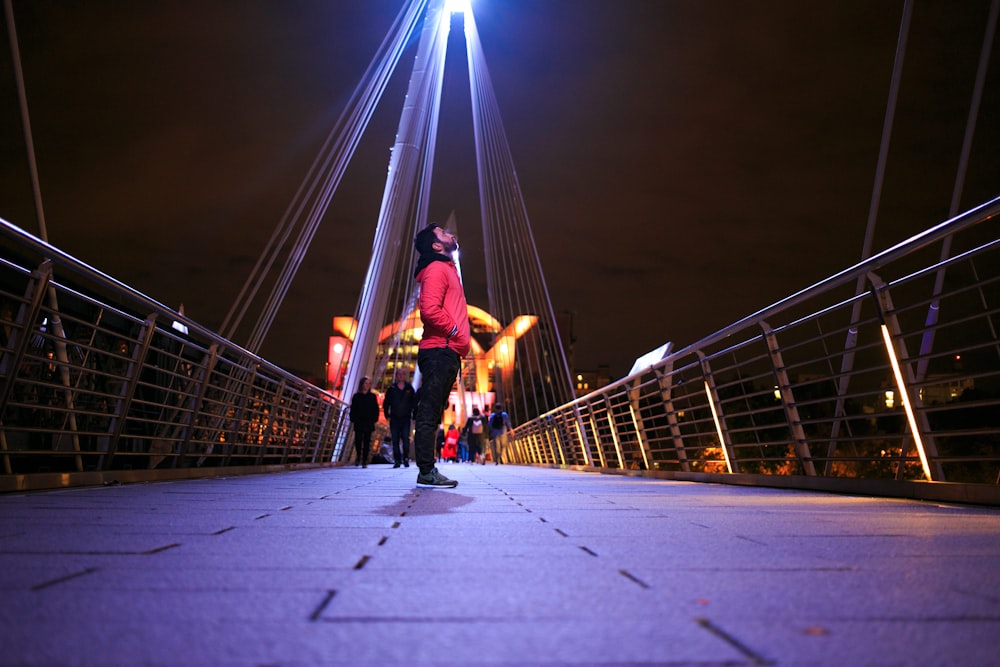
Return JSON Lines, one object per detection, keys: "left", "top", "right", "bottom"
{"left": 508, "top": 197, "right": 1000, "bottom": 504}
{"left": 0, "top": 217, "right": 350, "bottom": 492}
{"left": 4, "top": 197, "right": 1000, "bottom": 502}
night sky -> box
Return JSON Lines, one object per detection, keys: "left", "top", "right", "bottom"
{"left": 2, "top": 1, "right": 998, "bottom": 380}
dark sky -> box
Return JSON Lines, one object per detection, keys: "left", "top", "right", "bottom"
{"left": 2, "top": 1, "right": 998, "bottom": 380}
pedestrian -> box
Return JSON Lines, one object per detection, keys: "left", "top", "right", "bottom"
{"left": 463, "top": 407, "right": 486, "bottom": 464}
{"left": 411, "top": 222, "right": 470, "bottom": 488}
{"left": 443, "top": 424, "right": 460, "bottom": 463}
{"left": 383, "top": 367, "right": 417, "bottom": 468}
{"left": 349, "top": 376, "right": 379, "bottom": 468}
{"left": 488, "top": 403, "right": 511, "bottom": 465}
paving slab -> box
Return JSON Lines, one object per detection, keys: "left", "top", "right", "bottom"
{"left": 1, "top": 463, "right": 999, "bottom": 666}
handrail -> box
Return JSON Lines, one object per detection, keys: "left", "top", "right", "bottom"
{"left": 507, "top": 197, "right": 1000, "bottom": 505}
{"left": 559, "top": 195, "right": 1000, "bottom": 410}
{"left": 0, "top": 216, "right": 351, "bottom": 492}
{"left": 4, "top": 197, "right": 1000, "bottom": 503}
{"left": 0, "top": 216, "right": 272, "bottom": 371}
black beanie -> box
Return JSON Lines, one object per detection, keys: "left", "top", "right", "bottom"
{"left": 414, "top": 223, "right": 440, "bottom": 255}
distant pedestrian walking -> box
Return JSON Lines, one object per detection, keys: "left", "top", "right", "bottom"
{"left": 442, "top": 424, "right": 460, "bottom": 463}
{"left": 463, "top": 407, "right": 486, "bottom": 464}
{"left": 383, "top": 368, "right": 417, "bottom": 468}
{"left": 349, "top": 376, "right": 379, "bottom": 468}
{"left": 488, "top": 404, "right": 511, "bottom": 465}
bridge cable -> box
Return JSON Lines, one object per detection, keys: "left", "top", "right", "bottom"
{"left": 222, "top": 1, "right": 429, "bottom": 352}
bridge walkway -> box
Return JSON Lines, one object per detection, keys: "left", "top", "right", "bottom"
{"left": 2, "top": 464, "right": 999, "bottom": 666}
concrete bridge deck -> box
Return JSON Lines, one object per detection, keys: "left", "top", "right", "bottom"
{"left": 2, "top": 464, "right": 999, "bottom": 666}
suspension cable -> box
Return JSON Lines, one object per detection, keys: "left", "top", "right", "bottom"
{"left": 225, "top": 0, "right": 429, "bottom": 352}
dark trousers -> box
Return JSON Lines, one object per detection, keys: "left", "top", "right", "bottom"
{"left": 389, "top": 417, "right": 411, "bottom": 464}
{"left": 354, "top": 428, "right": 372, "bottom": 466}
{"left": 414, "top": 347, "right": 461, "bottom": 474}
{"left": 467, "top": 432, "right": 482, "bottom": 459}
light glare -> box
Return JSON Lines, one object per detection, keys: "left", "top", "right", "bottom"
{"left": 446, "top": 0, "right": 471, "bottom": 14}
{"left": 704, "top": 380, "right": 733, "bottom": 473}
{"left": 880, "top": 324, "right": 932, "bottom": 480}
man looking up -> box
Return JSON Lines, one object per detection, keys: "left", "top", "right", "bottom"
{"left": 412, "top": 223, "right": 470, "bottom": 488}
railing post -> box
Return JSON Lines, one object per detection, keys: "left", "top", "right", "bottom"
{"left": 309, "top": 397, "right": 334, "bottom": 463}
{"left": 527, "top": 424, "right": 542, "bottom": 464}
{"left": 529, "top": 425, "right": 540, "bottom": 464}
{"left": 825, "top": 316, "right": 859, "bottom": 476}
{"left": 295, "top": 393, "right": 319, "bottom": 464}
{"left": 698, "top": 351, "right": 737, "bottom": 473}
{"left": 584, "top": 401, "right": 606, "bottom": 468}
{"left": 602, "top": 396, "right": 626, "bottom": 469}
{"left": 571, "top": 403, "right": 593, "bottom": 467}
{"left": 530, "top": 421, "right": 545, "bottom": 464}
{"left": 868, "top": 273, "right": 942, "bottom": 481}
{"left": 101, "top": 315, "right": 158, "bottom": 470}
{"left": 281, "top": 385, "right": 308, "bottom": 465}
{"left": 0, "top": 260, "right": 52, "bottom": 474}
{"left": 653, "top": 362, "right": 690, "bottom": 472}
{"left": 255, "top": 378, "right": 285, "bottom": 465}
{"left": 540, "top": 420, "right": 555, "bottom": 465}
{"left": 626, "top": 378, "right": 652, "bottom": 470}
{"left": 222, "top": 364, "right": 258, "bottom": 466}
{"left": 760, "top": 321, "right": 816, "bottom": 476}
{"left": 550, "top": 420, "right": 566, "bottom": 465}
{"left": 331, "top": 401, "right": 352, "bottom": 462}
{"left": 182, "top": 344, "right": 219, "bottom": 466}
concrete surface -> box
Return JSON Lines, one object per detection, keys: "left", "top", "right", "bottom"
{"left": 1, "top": 464, "right": 999, "bottom": 666}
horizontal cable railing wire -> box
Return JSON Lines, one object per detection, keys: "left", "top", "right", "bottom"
{"left": 507, "top": 197, "right": 1000, "bottom": 504}
{"left": 0, "top": 217, "right": 349, "bottom": 492}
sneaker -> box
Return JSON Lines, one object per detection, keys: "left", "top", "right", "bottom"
{"left": 416, "top": 467, "right": 458, "bottom": 488}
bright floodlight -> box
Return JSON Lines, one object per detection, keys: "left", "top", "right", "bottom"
{"left": 446, "top": 0, "right": 471, "bottom": 14}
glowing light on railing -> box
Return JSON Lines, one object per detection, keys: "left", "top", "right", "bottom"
{"left": 628, "top": 403, "right": 650, "bottom": 470}
{"left": 704, "top": 381, "right": 733, "bottom": 473}
{"left": 880, "top": 324, "right": 932, "bottom": 480}
{"left": 884, "top": 390, "right": 895, "bottom": 409}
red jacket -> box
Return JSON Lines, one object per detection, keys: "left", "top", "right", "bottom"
{"left": 416, "top": 258, "right": 471, "bottom": 356}
{"left": 442, "top": 428, "right": 459, "bottom": 459}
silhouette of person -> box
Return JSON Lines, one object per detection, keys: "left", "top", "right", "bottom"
{"left": 463, "top": 407, "right": 486, "bottom": 464}
{"left": 411, "top": 223, "right": 470, "bottom": 488}
{"left": 383, "top": 367, "right": 417, "bottom": 468}
{"left": 488, "top": 403, "right": 511, "bottom": 465}
{"left": 349, "top": 376, "right": 379, "bottom": 468}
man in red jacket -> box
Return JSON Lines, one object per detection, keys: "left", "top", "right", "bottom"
{"left": 412, "top": 223, "right": 470, "bottom": 488}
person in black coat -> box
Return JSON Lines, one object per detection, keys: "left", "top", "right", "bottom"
{"left": 383, "top": 368, "right": 417, "bottom": 468}
{"left": 349, "top": 376, "right": 379, "bottom": 468}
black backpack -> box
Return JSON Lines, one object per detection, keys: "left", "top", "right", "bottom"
{"left": 490, "top": 412, "right": 505, "bottom": 430}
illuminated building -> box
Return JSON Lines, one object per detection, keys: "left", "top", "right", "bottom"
{"left": 327, "top": 305, "right": 537, "bottom": 427}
